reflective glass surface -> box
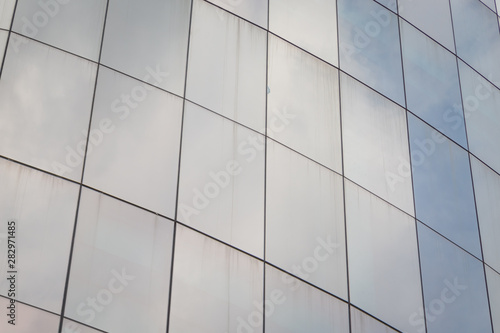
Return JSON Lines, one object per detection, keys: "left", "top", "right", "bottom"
{"left": 206, "top": 0, "right": 268, "bottom": 28}
{"left": 266, "top": 140, "right": 347, "bottom": 299}
{"left": 338, "top": 0, "right": 405, "bottom": 106}
{"left": 0, "top": 29, "right": 7, "bottom": 66}
{"left": 486, "top": 266, "right": 500, "bottom": 333}
{"left": 62, "top": 319, "right": 104, "bottom": 333}
{"left": 177, "top": 102, "right": 265, "bottom": 258}
{"left": 481, "top": 0, "right": 497, "bottom": 11}
{"left": 0, "top": 298, "right": 60, "bottom": 332}
{"left": 350, "top": 306, "right": 399, "bottom": 333}
{"left": 267, "top": 35, "right": 342, "bottom": 172}
{"left": 0, "top": 0, "right": 15, "bottom": 29}
{"left": 187, "top": 0, "right": 267, "bottom": 131}
{"left": 65, "top": 188, "right": 174, "bottom": 333}
{"left": 83, "top": 66, "right": 182, "bottom": 218}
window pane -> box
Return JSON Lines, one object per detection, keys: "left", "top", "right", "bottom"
{"left": 206, "top": 0, "right": 268, "bottom": 28}
{"left": 341, "top": 73, "right": 413, "bottom": 215}
{"left": 82, "top": 66, "right": 182, "bottom": 218}
{"left": 62, "top": 319, "right": 104, "bottom": 333}
{"left": 338, "top": 0, "right": 405, "bottom": 105}
{"left": 480, "top": 0, "right": 497, "bottom": 11}
{"left": 100, "top": 0, "right": 191, "bottom": 96}
{"left": 374, "top": 0, "right": 397, "bottom": 12}
{"left": 400, "top": 20, "right": 467, "bottom": 148}
{"left": 417, "top": 223, "right": 492, "bottom": 333}
{"left": 486, "top": 266, "right": 500, "bottom": 333}
{"left": 265, "top": 264, "right": 349, "bottom": 333}
{"left": 267, "top": 35, "right": 342, "bottom": 172}
{"left": 0, "top": 159, "right": 79, "bottom": 313}
{"left": 269, "top": 0, "right": 338, "bottom": 65}
{"left": 65, "top": 188, "right": 174, "bottom": 333}
{"left": 266, "top": 140, "right": 347, "bottom": 299}
{"left": 0, "top": 35, "right": 97, "bottom": 181}
{"left": 350, "top": 306, "right": 399, "bottom": 333}
{"left": 187, "top": 0, "right": 266, "bottom": 131}
{"left": 408, "top": 114, "right": 482, "bottom": 258}
{"left": 0, "top": 29, "right": 7, "bottom": 67}
{"left": 0, "top": 0, "right": 15, "bottom": 29}
{"left": 177, "top": 102, "right": 265, "bottom": 258}
{"left": 0, "top": 298, "right": 60, "bottom": 332}
{"left": 169, "top": 226, "right": 264, "bottom": 333}
{"left": 345, "top": 180, "right": 423, "bottom": 333}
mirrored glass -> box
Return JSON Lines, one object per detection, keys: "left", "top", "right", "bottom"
{"left": 400, "top": 20, "right": 467, "bottom": 148}
{"left": 408, "top": 114, "right": 482, "bottom": 258}
{"left": 459, "top": 60, "right": 500, "bottom": 173}
{"left": 187, "top": 0, "right": 267, "bottom": 131}
{"left": 0, "top": 35, "right": 97, "bottom": 181}
{"left": 0, "top": 159, "right": 79, "bottom": 313}
{"left": 350, "top": 306, "right": 399, "bottom": 333}
{"left": 178, "top": 102, "right": 265, "bottom": 258}
{"left": 0, "top": 298, "right": 60, "bottom": 332}
{"left": 169, "top": 226, "right": 264, "bottom": 333}
{"left": 266, "top": 140, "right": 347, "bottom": 299}
{"left": 65, "top": 188, "right": 174, "bottom": 333}
{"left": 338, "top": 0, "right": 405, "bottom": 106}
{"left": 374, "top": 0, "right": 397, "bottom": 12}
{"left": 12, "top": 0, "right": 106, "bottom": 61}
{"left": 265, "top": 264, "right": 349, "bottom": 333}
{"left": 417, "top": 223, "right": 492, "bottom": 333}
{"left": 485, "top": 266, "right": 500, "bottom": 333}
{"left": 267, "top": 35, "right": 342, "bottom": 172}
{"left": 0, "top": 0, "right": 16, "bottom": 29}
{"left": 269, "top": 0, "right": 338, "bottom": 65}
{"left": 206, "top": 0, "right": 268, "bottom": 28}
{"left": 100, "top": 0, "right": 191, "bottom": 96}
{"left": 62, "top": 319, "right": 104, "bottom": 333}
{"left": 470, "top": 157, "right": 500, "bottom": 272}
{"left": 345, "top": 180, "right": 422, "bottom": 333}
{"left": 341, "top": 73, "right": 414, "bottom": 215}
{"left": 83, "top": 66, "right": 182, "bottom": 218}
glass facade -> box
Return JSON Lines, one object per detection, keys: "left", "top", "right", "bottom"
{"left": 0, "top": 0, "right": 499, "bottom": 332}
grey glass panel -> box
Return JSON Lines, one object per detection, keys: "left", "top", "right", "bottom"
{"left": 266, "top": 140, "right": 347, "bottom": 299}
{"left": 178, "top": 102, "right": 265, "bottom": 258}
{"left": 0, "top": 298, "right": 60, "bottom": 332}
{"left": 0, "top": 0, "right": 15, "bottom": 29}
{"left": 0, "top": 159, "right": 79, "bottom": 313}
{"left": 101, "top": 0, "right": 191, "bottom": 96}
{"left": 206, "top": 0, "right": 268, "bottom": 28}
{"left": 62, "top": 319, "right": 103, "bottom": 333}
{"left": 480, "top": 0, "right": 497, "bottom": 11}
{"left": 265, "top": 264, "right": 349, "bottom": 333}
{"left": 350, "top": 306, "right": 399, "bottom": 333}
{"left": 187, "top": 0, "right": 267, "bottom": 131}
{"left": 338, "top": 0, "right": 405, "bottom": 106}
{"left": 459, "top": 61, "right": 500, "bottom": 173}
{"left": 345, "top": 180, "right": 422, "bottom": 333}
{"left": 12, "top": 0, "right": 106, "bottom": 61}
{"left": 0, "top": 29, "right": 7, "bottom": 66}
{"left": 267, "top": 35, "right": 342, "bottom": 172}
{"left": 471, "top": 157, "right": 500, "bottom": 272}
{"left": 398, "top": 0, "right": 455, "bottom": 52}
{"left": 341, "top": 74, "right": 414, "bottom": 215}
{"left": 0, "top": 35, "right": 97, "bottom": 181}
{"left": 269, "top": 0, "right": 338, "bottom": 65}
{"left": 486, "top": 266, "right": 500, "bottom": 333}
{"left": 169, "top": 226, "right": 264, "bottom": 333}
{"left": 400, "top": 20, "right": 467, "bottom": 148}
{"left": 65, "top": 188, "right": 174, "bottom": 333}
{"left": 83, "top": 66, "right": 182, "bottom": 218}
{"left": 451, "top": 0, "right": 500, "bottom": 84}
{"left": 408, "top": 114, "right": 482, "bottom": 258}
{"left": 417, "top": 223, "right": 492, "bottom": 333}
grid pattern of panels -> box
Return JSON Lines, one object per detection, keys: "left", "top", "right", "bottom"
{"left": 0, "top": 0, "right": 499, "bottom": 332}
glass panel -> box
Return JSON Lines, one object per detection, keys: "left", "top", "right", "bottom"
{"left": 470, "top": 157, "right": 500, "bottom": 272}
{"left": 0, "top": 298, "right": 60, "bottom": 332}
{"left": 65, "top": 188, "right": 174, "bottom": 333}
{"left": 0, "top": 29, "right": 7, "bottom": 67}
{"left": 400, "top": 20, "right": 467, "bottom": 148}
{"left": 82, "top": 66, "right": 182, "bottom": 218}
{"left": 264, "top": 264, "right": 349, "bottom": 333}
{"left": 480, "top": 0, "right": 497, "bottom": 11}
{"left": 266, "top": 140, "right": 347, "bottom": 299}
{"left": 269, "top": 0, "right": 338, "bottom": 65}
{"left": 398, "top": 0, "right": 455, "bottom": 52}
{"left": 169, "top": 226, "right": 264, "bottom": 333}
{"left": 374, "top": 0, "right": 397, "bottom": 12}
{"left": 341, "top": 73, "right": 414, "bottom": 215}
{"left": 267, "top": 35, "right": 342, "bottom": 172}
{"left": 12, "top": 0, "right": 106, "bottom": 61}
{"left": 62, "top": 319, "right": 104, "bottom": 333}
{"left": 451, "top": 0, "right": 500, "bottom": 84}
{"left": 0, "top": 0, "right": 16, "bottom": 29}
{"left": 206, "top": 0, "right": 268, "bottom": 28}
{"left": 0, "top": 35, "right": 97, "bottom": 181}
{"left": 345, "top": 180, "right": 423, "bottom": 333}
{"left": 408, "top": 114, "right": 482, "bottom": 258}
{"left": 0, "top": 159, "right": 79, "bottom": 313}
{"left": 417, "top": 223, "right": 492, "bottom": 333}
{"left": 178, "top": 102, "right": 264, "bottom": 258}
{"left": 350, "top": 306, "right": 399, "bottom": 333}
{"left": 338, "top": 0, "right": 405, "bottom": 106}
{"left": 459, "top": 60, "right": 500, "bottom": 173}
{"left": 100, "top": 0, "right": 191, "bottom": 96}
{"left": 485, "top": 266, "right": 500, "bottom": 333}
{"left": 187, "top": 0, "right": 267, "bottom": 131}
